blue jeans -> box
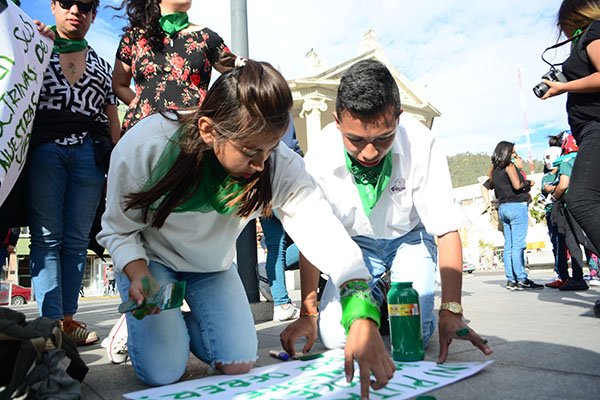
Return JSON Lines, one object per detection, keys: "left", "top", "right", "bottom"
{"left": 259, "top": 216, "right": 291, "bottom": 305}
{"left": 498, "top": 202, "right": 529, "bottom": 282}
{"left": 116, "top": 261, "right": 258, "bottom": 386}
{"left": 27, "top": 137, "right": 105, "bottom": 319}
{"left": 546, "top": 211, "right": 568, "bottom": 280}
{"left": 319, "top": 224, "right": 438, "bottom": 349}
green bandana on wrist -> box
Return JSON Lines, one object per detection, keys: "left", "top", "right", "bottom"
{"left": 49, "top": 25, "right": 88, "bottom": 53}
{"left": 144, "top": 127, "right": 245, "bottom": 214}
{"left": 340, "top": 281, "right": 381, "bottom": 335}
{"left": 159, "top": 12, "right": 190, "bottom": 38}
{"left": 345, "top": 150, "right": 392, "bottom": 216}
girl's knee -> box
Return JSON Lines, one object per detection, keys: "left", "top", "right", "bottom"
{"left": 136, "top": 361, "right": 186, "bottom": 386}
{"left": 217, "top": 361, "right": 254, "bottom": 375}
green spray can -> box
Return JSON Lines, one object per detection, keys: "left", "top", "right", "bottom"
{"left": 387, "top": 282, "right": 424, "bottom": 361}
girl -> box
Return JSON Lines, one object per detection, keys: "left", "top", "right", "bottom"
{"left": 97, "top": 53, "right": 395, "bottom": 391}
{"left": 111, "top": 0, "right": 231, "bottom": 135}
{"left": 543, "top": 0, "right": 600, "bottom": 253}
{"left": 490, "top": 142, "right": 543, "bottom": 290}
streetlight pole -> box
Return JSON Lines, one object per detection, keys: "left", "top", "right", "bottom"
{"left": 230, "top": 0, "right": 259, "bottom": 303}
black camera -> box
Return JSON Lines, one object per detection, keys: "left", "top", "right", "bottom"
{"left": 533, "top": 68, "right": 567, "bottom": 98}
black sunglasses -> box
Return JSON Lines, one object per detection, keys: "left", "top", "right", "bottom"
{"left": 55, "top": 0, "right": 95, "bottom": 14}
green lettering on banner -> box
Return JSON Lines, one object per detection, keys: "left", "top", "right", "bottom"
{"left": 194, "top": 385, "right": 225, "bottom": 395}
{"left": 392, "top": 362, "right": 420, "bottom": 371}
{"left": 0, "top": 55, "right": 14, "bottom": 80}
{"left": 12, "top": 13, "right": 34, "bottom": 53}
{"left": 218, "top": 378, "right": 251, "bottom": 388}
{"left": 286, "top": 389, "right": 322, "bottom": 399}
{"left": 34, "top": 39, "right": 49, "bottom": 64}
{"left": 400, "top": 375, "right": 438, "bottom": 388}
{"left": 158, "top": 391, "right": 201, "bottom": 399}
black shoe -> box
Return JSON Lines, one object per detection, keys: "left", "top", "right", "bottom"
{"left": 516, "top": 279, "right": 544, "bottom": 289}
{"left": 559, "top": 279, "right": 589, "bottom": 291}
{"left": 506, "top": 280, "right": 517, "bottom": 290}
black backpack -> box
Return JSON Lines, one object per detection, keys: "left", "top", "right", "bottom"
{"left": 0, "top": 307, "right": 88, "bottom": 399}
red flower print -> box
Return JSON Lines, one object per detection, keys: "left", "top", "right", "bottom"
{"left": 142, "top": 58, "right": 149, "bottom": 65}
{"left": 187, "top": 38, "right": 193, "bottom": 42}
{"left": 142, "top": 103, "right": 151, "bottom": 117}
{"left": 145, "top": 64, "right": 155, "bottom": 74}
{"left": 171, "top": 55, "right": 185, "bottom": 69}
{"left": 190, "top": 74, "right": 201, "bottom": 87}
{"left": 138, "top": 38, "right": 147, "bottom": 48}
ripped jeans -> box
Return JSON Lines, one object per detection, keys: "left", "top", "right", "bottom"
{"left": 116, "top": 261, "right": 258, "bottom": 386}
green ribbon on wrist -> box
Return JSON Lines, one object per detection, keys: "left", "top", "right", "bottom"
{"left": 340, "top": 281, "right": 380, "bottom": 335}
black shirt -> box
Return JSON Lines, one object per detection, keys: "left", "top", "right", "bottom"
{"left": 562, "top": 20, "right": 600, "bottom": 140}
{"left": 491, "top": 168, "right": 529, "bottom": 204}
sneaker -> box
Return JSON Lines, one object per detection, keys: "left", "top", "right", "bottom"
{"left": 545, "top": 279, "right": 566, "bottom": 288}
{"left": 273, "top": 302, "right": 299, "bottom": 322}
{"left": 62, "top": 319, "right": 99, "bottom": 346}
{"left": 559, "top": 279, "right": 589, "bottom": 291}
{"left": 506, "top": 280, "right": 517, "bottom": 290}
{"left": 516, "top": 279, "right": 544, "bottom": 290}
{"left": 106, "top": 314, "right": 128, "bottom": 364}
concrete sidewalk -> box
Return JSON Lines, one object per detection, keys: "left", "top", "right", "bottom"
{"left": 12, "top": 269, "right": 600, "bottom": 399}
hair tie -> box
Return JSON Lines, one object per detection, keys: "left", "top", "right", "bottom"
{"left": 235, "top": 57, "right": 247, "bottom": 68}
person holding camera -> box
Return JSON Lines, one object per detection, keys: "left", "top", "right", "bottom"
{"left": 540, "top": 0, "right": 600, "bottom": 260}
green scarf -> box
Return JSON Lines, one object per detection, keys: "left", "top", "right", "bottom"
{"left": 49, "top": 25, "right": 88, "bottom": 53}
{"left": 159, "top": 12, "right": 190, "bottom": 38}
{"left": 345, "top": 151, "right": 393, "bottom": 216}
{"left": 143, "top": 128, "right": 246, "bottom": 214}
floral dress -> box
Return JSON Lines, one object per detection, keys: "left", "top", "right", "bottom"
{"left": 116, "top": 28, "right": 229, "bottom": 134}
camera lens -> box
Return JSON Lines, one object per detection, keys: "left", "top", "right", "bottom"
{"left": 533, "top": 82, "right": 549, "bottom": 98}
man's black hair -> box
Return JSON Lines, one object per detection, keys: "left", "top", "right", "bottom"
{"left": 336, "top": 59, "right": 401, "bottom": 123}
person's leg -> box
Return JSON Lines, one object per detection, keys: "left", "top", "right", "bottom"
{"left": 498, "top": 204, "right": 515, "bottom": 283}
{"left": 567, "top": 126, "right": 600, "bottom": 251}
{"left": 115, "top": 262, "right": 191, "bottom": 386}
{"left": 546, "top": 211, "right": 561, "bottom": 277}
{"left": 556, "top": 232, "right": 570, "bottom": 281}
{"left": 183, "top": 265, "right": 257, "bottom": 374}
{"left": 318, "top": 235, "right": 387, "bottom": 350}
{"left": 386, "top": 226, "right": 438, "bottom": 348}
{"left": 564, "top": 227, "right": 584, "bottom": 280}
{"left": 27, "top": 142, "right": 68, "bottom": 320}
{"left": 259, "top": 216, "right": 290, "bottom": 306}
{"left": 61, "top": 137, "right": 105, "bottom": 318}
{"left": 510, "top": 203, "right": 529, "bottom": 283}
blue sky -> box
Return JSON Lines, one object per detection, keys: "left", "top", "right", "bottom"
{"left": 21, "top": 0, "right": 570, "bottom": 161}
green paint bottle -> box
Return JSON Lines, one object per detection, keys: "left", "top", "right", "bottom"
{"left": 388, "top": 282, "right": 424, "bottom": 361}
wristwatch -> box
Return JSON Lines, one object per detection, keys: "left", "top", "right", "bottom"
{"left": 440, "top": 302, "right": 463, "bottom": 315}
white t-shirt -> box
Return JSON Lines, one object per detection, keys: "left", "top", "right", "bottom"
{"left": 304, "top": 114, "right": 462, "bottom": 239}
{"left": 97, "top": 113, "right": 371, "bottom": 288}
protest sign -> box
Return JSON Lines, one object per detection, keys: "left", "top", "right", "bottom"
{"left": 0, "top": 1, "right": 52, "bottom": 206}
{"left": 124, "top": 349, "right": 493, "bottom": 399}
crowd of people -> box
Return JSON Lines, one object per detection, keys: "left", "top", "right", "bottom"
{"left": 2, "top": 0, "right": 600, "bottom": 397}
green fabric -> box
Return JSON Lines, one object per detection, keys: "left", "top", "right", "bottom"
{"left": 344, "top": 151, "right": 392, "bottom": 216}
{"left": 49, "top": 25, "right": 88, "bottom": 53}
{"left": 143, "top": 127, "right": 245, "bottom": 214}
{"left": 159, "top": 12, "right": 190, "bottom": 38}
{"left": 541, "top": 171, "right": 559, "bottom": 212}
{"left": 552, "top": 152, "right": 576, "bottom": 168}
{"left": 559, "top": 156, "right": 576, "bottom": 179}
{"left": 340, "top": 281, "right": 381, "bottom": 335}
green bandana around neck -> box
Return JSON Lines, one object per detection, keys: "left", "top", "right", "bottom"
{"left": 345, "top": 150, "right": 393, "bottom": 216}
{"left": 49, "top": 25, "right": 88, "bottom": 53}
{"left": 159, "top": 12, "right": 190, "bottom": 38}
{"left": 143, "top": 127, "right": 245, "bottom": 215}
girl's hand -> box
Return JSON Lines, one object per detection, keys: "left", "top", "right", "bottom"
{"left": 124, "top": 260, "right": 161, "bottom": 315}
{"left": 541, "top": 80, "right": 567, "bottom": 99}
{"left": 33, "top": 20, "right": 55, "bottom": 40}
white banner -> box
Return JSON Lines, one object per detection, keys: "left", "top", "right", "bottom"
{"left": 0, "top": 1, "right": 52, "bottom": 206}
{"left": 124, "top": 349, "right": 493, "bottom": 399}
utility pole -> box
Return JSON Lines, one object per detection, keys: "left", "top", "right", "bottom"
{"left": 230, "top": 0, "right": 259, "bottom": 303}
{"left": 517, "top": 67, "right": 535, "bottom": 173}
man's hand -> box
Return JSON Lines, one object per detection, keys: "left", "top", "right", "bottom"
{"left": 33, "top": 20, "right": 55, "bottom": 40}
{"left": 437, "top": 311, "right": 493, "bottom": 363}
{"left": 280, "top": 315, "right": 318, "bottom": 356}
{"left": 345, "top": 318, "right": 396, "bottom": 400}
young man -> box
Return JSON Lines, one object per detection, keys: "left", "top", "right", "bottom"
{"left": 281, "top": 60, "right": 492, "bottom": 364}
